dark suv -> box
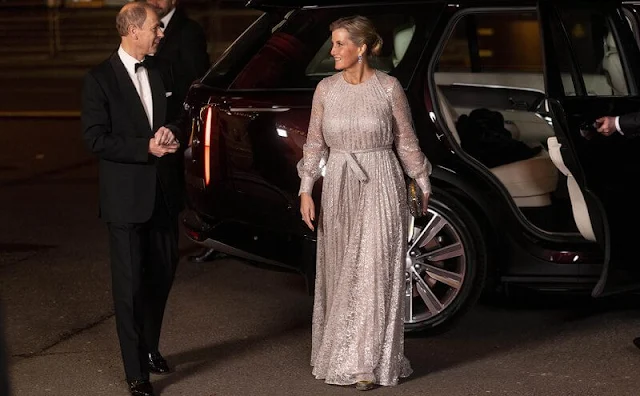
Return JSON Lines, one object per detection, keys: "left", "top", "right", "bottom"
{"left": 182, "top": 0, "right": 640, "bottom": 333}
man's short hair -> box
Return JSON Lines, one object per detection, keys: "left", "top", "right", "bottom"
{"left": 116, "top": 2, "right": 154, "bottom": 37}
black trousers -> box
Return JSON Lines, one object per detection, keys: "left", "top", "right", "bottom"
{"left": 107, "top": 187, "right": 178, "bottom": 381}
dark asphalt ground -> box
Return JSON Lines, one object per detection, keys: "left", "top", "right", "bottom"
{"left": 2, "top": 78, "right": 640, "bottom": 396}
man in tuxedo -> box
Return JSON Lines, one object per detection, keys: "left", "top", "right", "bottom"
{"left": 82, "top": 3, "right": 184, "bottom": 395}
{"left": 146, "top": 0, "right": 217, "bottom": 263}
{"left": 595, "top": 115, "right": 640, "bottom": 349}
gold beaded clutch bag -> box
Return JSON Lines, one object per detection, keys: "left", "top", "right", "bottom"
{"left": 407, "top": 178, "right": 424, "bottom": 218}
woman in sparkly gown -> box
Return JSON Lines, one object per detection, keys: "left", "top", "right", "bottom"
{"left": 298, "top": 16, "right": 432, "bottom": 391}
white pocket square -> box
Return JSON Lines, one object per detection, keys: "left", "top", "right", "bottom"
{"left": 165, "top": 92, "right": 172, "bottom": 97}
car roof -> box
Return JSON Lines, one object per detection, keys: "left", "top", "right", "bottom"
{"left": 246, "top": 0, "right": 443, "bottom": 7}
{"left": 245, "top": 0, "right": 620, "bottom": 7}
{"left": 244, "top": 0, "right": 452, "bottom": 9}
{"left": 247, "top": 0, "right": 420, "bottom": 4}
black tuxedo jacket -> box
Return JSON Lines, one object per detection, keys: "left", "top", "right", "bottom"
{"left": 82, "top": 53, "right": 185, "bottom": 224}
{"left": 155, "top": 8, "right": 209, "bottom": 118}
{"left": 619, "top": 112, "right": 640, "bottom": 136}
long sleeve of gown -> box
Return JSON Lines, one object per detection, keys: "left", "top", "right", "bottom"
{"left": 297, "top": 79, "right": 329, "bottom": 195}
{"left": 390, "top": 78, "right": 432, "bottom": 194}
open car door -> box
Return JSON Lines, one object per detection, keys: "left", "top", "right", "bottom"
{"left": 538, "top": 0, "right": 640, "bottom": 296}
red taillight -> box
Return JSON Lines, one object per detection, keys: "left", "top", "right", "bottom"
{"left": 184, "top": 228, "right": 203, "bottom": 242}
{"left": 203, "top": 106, "right": 214, "bottom": 186}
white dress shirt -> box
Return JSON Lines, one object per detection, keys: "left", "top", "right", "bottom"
{"left": 118, "top": 46, "right": 153, "bottom": 129}
{"left": 615, "top": 116, "right": 624, "bottom": 135}
{"left": 160, "top": 7, "right": 176, "bottom": 32}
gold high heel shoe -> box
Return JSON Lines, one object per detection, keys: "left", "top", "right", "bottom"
{"left": 355, "top": 381, "right": 375, "bottom": 391}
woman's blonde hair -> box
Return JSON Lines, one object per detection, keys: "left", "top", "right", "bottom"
{"left": 329, "top": 15, "right": 383, "bottom": 56}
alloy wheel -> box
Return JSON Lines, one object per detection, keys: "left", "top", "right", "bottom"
{"left": 404, "top": 209, "right": 467, "bottom": 325}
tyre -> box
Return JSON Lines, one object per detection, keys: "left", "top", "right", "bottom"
{"left": 404, "top": 188, "right": 487, "bottom": 334}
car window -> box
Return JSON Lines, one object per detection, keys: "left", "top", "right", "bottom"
{"left": 543, "top": 8, "right": 581, "bottom": 97}
{"left": 435, "top": 11, "right": 546, "bottom": 93}
{"left": 438, "top": 12, "right": 543, "bottom": 74}
{"left": 304, "top": 18, "right": 417, "bottom": 78}
{"left": 222, "top": 5, "right": 439, "bottom": 90}
{"left": 435, "top": 9, "right": 633, "bottom": 98}
{"left": 201, "top": 11, "right": 275, "bottom": 88}
{"left": 558, "top": 9, "right": 630, "bottom": 96}
{"left": 434, "top": 10, "right": 556, "bottom": 150}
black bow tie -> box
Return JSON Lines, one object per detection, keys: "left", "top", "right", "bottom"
{"left": 134, "top": 57, "right": 154, "bottom": 72}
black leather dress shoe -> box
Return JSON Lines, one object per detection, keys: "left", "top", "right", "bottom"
{"left": 633, "top": 337, "right": 640, "bottom": 349}
{"left": 127, "top": 379, "right": 155, "bottom": 396}
{"left": 148, "top": 352, "right": 172, "bottom": 375}
{"left": 188, "top": 247, "right": 218, "bottom": 263}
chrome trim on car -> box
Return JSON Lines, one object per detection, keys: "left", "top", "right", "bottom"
{"left": 229, "top": 107, "right": 290, "bottom": 112}
{"left": 450, "top": 82, "right": 545, "bottom": 94}
{"left": 200, "top": 238, "right": 288, "bottom": 268}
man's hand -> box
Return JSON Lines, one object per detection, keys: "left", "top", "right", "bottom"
{"left": 149, "top": 138, "right": 179, "bottom": 157}
{"left": 595, "top": 116, "right": 617, "bottom": 136}
{"left": 154, "top": 126, "right": 178, "bottom": 146}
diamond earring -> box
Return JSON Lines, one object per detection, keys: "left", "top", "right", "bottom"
{"left": 358, "top": 55, "right": 362, "bottom": 64}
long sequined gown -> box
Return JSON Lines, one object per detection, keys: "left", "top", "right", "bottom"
{"left": 297, "top": 70, "right": 432, "bottom": 386}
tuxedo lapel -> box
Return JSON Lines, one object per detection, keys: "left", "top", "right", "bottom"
{"left": 148, "top": 67, "right": 166, "bottom": 132}
{"left": 156, "top": 10, "right": 185, "bottom": 54}
{"left": 109, "top": 54, "right": 152, "bottom": 136}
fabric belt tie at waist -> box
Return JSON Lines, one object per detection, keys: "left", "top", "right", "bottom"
{"left": 331, "top": 145, "right": 393, "bottom": 182}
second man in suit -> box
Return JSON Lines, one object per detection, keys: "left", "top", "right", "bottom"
{"left": 595, "top": 113, "right": 640, "bottom": 350}
{"left": 146, "top": 0, "right": 216, "bottom": 263}
{"left": 146, "top": 0, "right": 210, "bottom": 119}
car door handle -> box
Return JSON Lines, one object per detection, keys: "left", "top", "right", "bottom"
{"left": 509, "top": 97, "right": 529, "bottom": 110}
{"left": 229, "top": 107, "right": 291, "bottom": 113}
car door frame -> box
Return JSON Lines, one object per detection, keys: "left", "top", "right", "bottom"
{"left": 538, "top": 0, "right": 640, "bottom": 296}
{"left": 623, "top": 1, "right": 640, "bottom": 43}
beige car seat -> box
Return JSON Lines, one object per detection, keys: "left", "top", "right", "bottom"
{"left": 602, "top": 32, "right": 627, "bottom": 96}
{"left": 392, "top": 24, "right": 416, "bottom": 67}
{"left": 435, "top": 87, "right": 558, "bottom": 207}
{"left": 546, "top": 137, "right": 596, "bottom": 241}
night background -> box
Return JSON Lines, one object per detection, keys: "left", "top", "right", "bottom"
{"left": 1, "top": 1, "right": 640, "bottom": 395}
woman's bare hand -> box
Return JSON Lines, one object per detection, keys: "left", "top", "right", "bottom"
{"left": 422, "top": 192, "right": 430, "bottom": 216}
{"left": 300, "top": 192, "right": 315, "bottom": 231}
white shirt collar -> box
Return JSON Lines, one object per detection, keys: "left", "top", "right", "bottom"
{"left": 160, "top": 7, "right": 176, "bottom": 31}
{"left": 117, "top": 46, "right": 143, "bottom": 76}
